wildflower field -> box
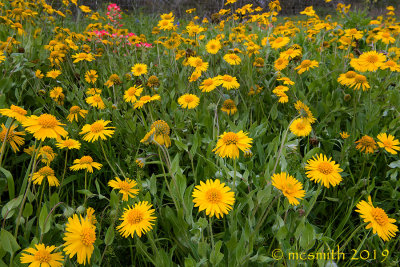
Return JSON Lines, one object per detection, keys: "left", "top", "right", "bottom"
{"left": 1, "top": 0, "right": 400, "bottom": 266}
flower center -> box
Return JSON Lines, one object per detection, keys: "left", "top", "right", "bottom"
{"left": 80, "top": 156, "right": 93, "bottom": 164}
{"left": 283, "top": 183, "right": 296, "bottom": 195}
{"left": 127, "top": 209, "right": 143, "bottom": 224}
{"left": 366, "top": 55, "right": 378, "bottom": 63}
{"left": 206, "top": 189, "right": 222, "bottom": 204}
{"left": 128, "top": 88, "right": 137, "bottom": 96}
{"left": 184, "top": 95, "right": 194, "bottom": 103}
{"left": 11, "top": 105, "right": 27, "bottom": 115}
{"left": 382, "top": 32, "right": 390, "bottom": 38}
{"left": 317, "top": 162, "right": 333, "bottom": 175}
{"left": 80, "top": 227, "right": 96, "bottom": 246}
{"left": 222, "top": 75, "right": 233, "bottom": 82}
{"left": 39, "top": 166, "right": 54, "bottom": 177}
{"left": 70, "top": 106, "right": 81, "bottom": 114}
{"left": 345, "top": 71, "right": 357, "bottom": 78}
{"left": 119, "top": 181, "right": 131, "bottom": 192}
{"left": 222, "top": 100, "right": 235, "bottom": 109}
{"left": 371, "top": 207, "right": 389, "bottom": 226}
{"left": 222, "top": 132, "right": 239, "bottom": 145}
{"left": 152, "top": 120, "right": 170, "bottom": 135}
{"left": 37, "top": 114, "right": 58, "bottom": 128}
{"left": 90, "top": 122, "right": 104, "bottom": 133}
{"left": 355, "top": 75, "right": 366, "bottom": 83}
{"left": 203, "top": 79, "right": 214, "bottom": 86}
{"left": 34, "top": 249, "right": 51, "bottom": 263}
{"left": 301, "top": 60, "right": 312, "bottom": 68}
{"left": 141, "top": 96, "right": 151, "bottom": 101}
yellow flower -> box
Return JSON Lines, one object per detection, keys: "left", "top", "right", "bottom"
{"left": 178, "top": 94, "right": 200, "bottom": 109}
{"left": 340, "top": 132, "right": 349, "bottom": 139}
{"left": 63, "top": 214, "right": 96, "bottom": 265}
{"left": 35, "top": 69, "right": 44, "bottom": 79}
{"left": 337, "top": 71, "right": 357, "bottom": 86}
{"left": 213, "top": 131, "right": 252, "bottom": 159}
{"left": 150, "top": 120, "right": 171, "bottom": 147}
{"left": 131, "top": 63, "right": 148, "bottom": 76}
{"left": 199, "top": 77, "right": 221, "bottom": 92}
{"left": 79, "top": 5, "right": 92, "bottom": 13}
{"left": 158, "top": 19, "right": 174, "bottom": 31}
{"left": 223, "top": 53, "right": 241, "bottom": 65}
{"left": 290, "top": 118, "right": 312, "bottom": 137}
{"left": 124, "top": 85, "right": 143, "bottom": 103}
{"left": 56, "top": 138, "right": 81, "bottom": 150}
{"left": 67, "top": 106, "right": 88, "bottom": 122}
{"left": 354, "top": 51, "right": 386, "bottom": 72}
{"left": 0, "top": 123, "right": 25, "bottom": 152}
{"left": 271, "top": 172, "right": 305, "bottom": 205}
{"left": 108, "top": 177, "right": 139, "bottom": 201}
{"left": 86, "top": 94, "right": 105, "bottom": 109}
{"left": 104, "top": 74, "right": 121, "bottom": 87}
{"left": 80, "top": 120, "right": 115, "bottom": 142}
{"left": 20, "top": 243, "right": 63, "bottom": 267}
{"left": 356, "top": 196, "right": 398, "bottom": 241}
{"left": 49, "top": 87, "right": 65, "bottom": 105}
{"left": 86, "top": 88, "right": 102, "bottom": 95}
{"left": 221, "top": 99, "right": 237, "bottom": 115}
{"left": 192, "top": 179, "right": 235, "bottom": 218}
{"left": 295, "top": 60, "right": 319, "bottom": 74}
{"left": 377, "top": 133, "right": 400, "bottom": 154}
{"left": 270, "top": 36, "right": 290, "bottom": 49}
{"left": 133, "top": 95, "right": 160, "bottom": 109}
{"left": 348, "top": 74, "right": 370, "bottom": 91}
{"left": 85, "top": 70, "right": 98, "bottom": 84}
{"left": 206, "top": 39, "right": 221, "bottom": 54}
{"left": 219, "top": 75, "right": 240, "bottom": 90}
{"left": 355, "top": 135, "right": 377, "bottom": 154}
{"left": 23, "top": 114, "right": 68, "bottom": 141}
{"left": 305, "top": 154, "right": 343, "bottom": 188}
{"left": 274, "top": 57, "right": 289, "bottom": 71}
{"left": 72, "top": 53, "right": 95, "bottom": 63}
{"left": 46, "top": 69, "right": 61, "bottom": 79}
{"left": 380, "top": 60, "right": 400, "bottom": 72}
{"left": 136, "top": 158, "right": 145, "bottom": 168}
{"left": 32, "top": 166, "right": 60, "bottom": 187}
{"left": 294, "top": 101, "right": 316, "bottom": 124}
{"left": 70, "top": 156, "right": 102, "bottom": 173}
{"left": 116, "top": 201, "right": 156, "bottom": 238}
{"left": 188, "top": 57, "right": 208, "bottom": 72}
{"left": 280, "top": 48, "right": 302, "bottom": 60}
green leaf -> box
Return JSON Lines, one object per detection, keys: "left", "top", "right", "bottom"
{"left": 210, "top": 241, "right": 224, "bottom": 266}
{"left": 0, "top": 229, "right": 20, "bottom": 256}
{"left": 23, "top": 203, "right": 33, "bottom": 218}
{"left": 299, "top": 223, "right": 315, "bottom": 250}
{"left": 39, "top": 205, "right": 50, "bottom": 235}
{"left": 104, "top": 225, "right": 115, "bottom": 246}
{"left": 0, "top": 167, "right": 14, "bottom": 199}
{"left": 1, "top": 195, "right": 23, "bottom": 219}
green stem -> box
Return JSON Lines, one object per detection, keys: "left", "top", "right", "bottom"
{"left": 100, "top": 141, "right": 119, "bottom": 177}
{"left": 58, "top": 150, "right": 68, "bottom": 195}
{"left": 208, "top": 217, "right": 214, "bottom": 248}
{"left": 304, "top": 184, "right": 322, "bottom": 218}
{"left": 233, "top": 158, "right": 237, "bottom": 191}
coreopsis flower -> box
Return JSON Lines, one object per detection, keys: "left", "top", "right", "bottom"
{"left": 131, "top": 63, "right": 148, "bottom": 76}
{"left": 158, "top": 19, "right": 174, "bottom": 31}
{"left": 67, "top": 106, "right": 88, "bottom": 122}
{"left": 274, "top": 57, "right": 289, "bottom": 71}
{"left": 116, "top": 201, "right": 156, "bottom": 237}
{"left": 213, "top": 131, "right": 252, "bottom": 159}
{"left": 377, "top": 133, "right": 400, "bottom": 154}
{"left": 189, "top": 70, "right": 202, "bottom": 82}
{"left": 280, "top": 48, "right": 302, "bottom": 60}
{"left": 356, "top": 135, "right": 377, "bottom": 154}
{"left": 305, "top": 154, "right": 343, "bottom": 188}
{"left": 270, "top": 36, "right": 290, "bottom": 49}
{"left": 63, "top": 214, "right": 96, "bottom": 265}
{"left": 86, "top": 207, "right": 97, "bottom": 225}
{"left": 348, "top": 74, "right": 370, "bottom": 91}
{"left": 56, "top": 138, "right": 81, "bottom": 150}
{"left": 20, "top": 243, "right": 63, "bottom": 267}
{"left": 86, "top": 94, "right": 105, "bottom": 109}
{"left": 290, "top": 118, "right": 312, "bottom": 137}
{"left": 294, "top": 101, "right": 316, "bottom": 124}
{"left": 356, "top": 196, "right": 398, "bottom": 241}
{"left": 219, "top": 75, "right": 240, "bottom": 90}
{"left": 108, "top": 177, "right": 139, "bottom": 201}
{"left": 86, "top": 88, "right": 102, "bottom": 95}
{"left": 295, "top": 60, "right": 319, "bottom": 74}
{"left": 0, "top": 124, "right": 25, "bottom": 152}
{"left": 46, "top": 69, "right": 62, "bottom": 79}
{"left": 199, "top": 77, "right": 221, "bottom": 92}
{"left": 340, "top": 132, "right": 350, "bottom": 139}
{"left": 221, "top": 99, "right": 238, "bottom": 115}
{"left": 40, "top": 146, "right": 57, "bottom": 165}
{"left": 178, "top": 94, "right": 200, "bottom": 109}
{"left": 253, "top": 57, "right": 264, "bottom": 67}
{"left": 133, "top": 95, "right": 160, "bottom": 109}
{"left": 192, "top": 179, "right": 235, "bottom": 218}
{"left": 375, "top": 32, "right": 395, "bottom": 45}
{"left": 136, "top": 158, "right": 145, "bottom": 168}
{"left": 23, "top": 114, "right": 68, "bottom": 141}
{"left": 31, "top": 166, "right": 60, "bottom": 187}
{"left": 85, "top": 70, "right": 98, "bottom": 84}
{"left": 223, "top": 53, "right": 241, "bottom": 65}
{"left": 147, "top": 75, "right": 160, "bottom": 88}
{"left": 150, "top": 120, "right": 171, "bottom": 147}
{"left": 124, "top": 85, "right": 143, "bottom": 103}
{"left": 70, "top": 156, "right": 102, "bottom": 173}
{"left": 80, "top": 120, "right": 115, "bottom": 142}
{"left": 206, "top": 39, "right": 221, "bottom": 54}
{"left": 277, "top": 77, "right": 295, "bottom": 85}
{"left": 272, "top": 85, "right": 289, "bottom": 103}
{"left": 35, "top": 69, "right": 44, "bottom": 79}
{"left": 353, "top": 51, "right": 386, "bottom": 72}
{"left": 271, "top": 172, "right": 305, "bottom": 205}
{"left": 337, "top": 71, "right": 357, "bottom": 86}
{"left": 72, "top": 53, "right": 95, "bottom": 63}
{"left": 188, "top": 57, "right": 209, "bottom": 72}
{"left": 49, "top": 87, "right": 65, "bottom": 105}
{"left": 380, "top": 60, "right": 400, "bottom": 72}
